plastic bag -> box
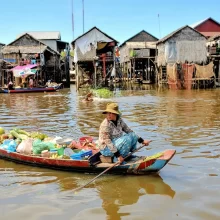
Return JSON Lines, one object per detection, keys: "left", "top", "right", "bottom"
{"left": 32, "top": 139, "right": 56, "bottom": 155}
{"left": 16, "top": 138, "right": 34, "bottom": 155}
{"left": 0, "top": 140, "right": 17, "bottom": 152}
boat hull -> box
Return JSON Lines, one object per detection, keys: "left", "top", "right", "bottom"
{"left": 0, "top": 149, "right": 176, "bottom": 175}
{"left": 0, "top": 86, "right": 62, "bottom": 93}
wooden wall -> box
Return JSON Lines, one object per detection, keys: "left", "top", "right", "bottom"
{"left": 120, "top": 42, "right": 156, "bottom": 63}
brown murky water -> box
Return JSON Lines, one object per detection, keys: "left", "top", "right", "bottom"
{"left": 0, "top": 85, "right": 220, "bottom": 220}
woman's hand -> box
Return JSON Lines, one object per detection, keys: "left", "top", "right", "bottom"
{"left": 117, "top": 155, "right": 124, "bottom": 163}
{"left": 142, "top": 140, "right": 151, "bottom": 146}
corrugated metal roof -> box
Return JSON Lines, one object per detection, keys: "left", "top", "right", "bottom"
{"left": 190, "top": 18, "right": 209, "bottom": 28}
{"left": 200, "top": 32, "right": 220, "bottom": 38}
{"left": 17, "top": 31, "right": 61, "bottom": 40}
{"left": 190, "top": 17, "right": 220, "bottom": 29}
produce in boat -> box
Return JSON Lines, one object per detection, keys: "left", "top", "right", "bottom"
{"left": 0, "top": 127, "right": 176, "bottom": 175}
{"left": 0, "top": 127, "right": 5, "bottom": 135}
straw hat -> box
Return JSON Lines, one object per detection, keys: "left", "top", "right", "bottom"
{"left": 103, "top": 103, "right": 120, "bottom": 115}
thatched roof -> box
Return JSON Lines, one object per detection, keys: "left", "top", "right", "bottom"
{"left": 17, "top": 31, "right": 61, "bottom": 40}
{"left": 120, "top": 30, "right": 158, "bottom": 47}
{"left": 157, "top": 25, "right": 206, "bottom": 45}
{"left": 2, "top": 33, "right": 59, "bottom": 55}
{"left": 2, "top": 45, "right": 47, "bottom": 54}
{"left": 0, "top": 42, "right": 5, "bottom": 46}
{"left": 71, "top": 26, "right": 118, "bottom": 44}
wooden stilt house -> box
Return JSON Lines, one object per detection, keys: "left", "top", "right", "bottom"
{"left": 71, "top": 27, "right": 118, "bottom": 90}
{"left": 119, "top": 30, "right": 158, "bottom": 83}
{"left": 2, "top": 33, "right": 60, "bottom": 87}
{"left": 207, "top": 34, "right": 220, "bottom": 84}
{"left": 156, "top": 25, "right": 210, "bottom": 89}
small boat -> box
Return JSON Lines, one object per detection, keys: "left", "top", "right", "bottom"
{"left": 0, "top": 148, "right": 176, "bottom": 175}
{"left": 0, "top": 85, "right": 61, "bottom": 94}
{"left": 133, "top": 78, "right": 143, "bottom": 84}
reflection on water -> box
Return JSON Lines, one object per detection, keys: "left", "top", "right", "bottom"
{"left": 0, "top": 160, "right": 175, "bottom": 220}
{"left": 0, "top": 85, "right": 220, "bottom": 219}
{"left": 96, "top": 175, "right": 175, "bottom": 220}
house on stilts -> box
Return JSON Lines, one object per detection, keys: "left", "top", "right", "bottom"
{"left": 207, "top": 34, "right": 220, "bottom": 85}
{"left": 1, "top": 33, "right": 60, "bottom": 88}
{"left": 119, "top": 30, "right": 158, "bottom": 84}
{"left": 17, "top": 31, "right": 70, "bottom": 87}
{"left": 156, "top": 25, "right": 215, "bottom": 89}
{"left": 71, "top": 27, "right": 118, "bottom": 90}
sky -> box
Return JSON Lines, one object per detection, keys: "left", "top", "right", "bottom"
{"left": 0, "top": 0, "right": 220, "bottom": 45}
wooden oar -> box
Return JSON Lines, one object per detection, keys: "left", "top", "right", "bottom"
{"left": 73, "top": 144, "right": 146, "bottom": 193}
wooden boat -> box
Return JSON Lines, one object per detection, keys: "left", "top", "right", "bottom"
{"left": 0, "top": 148, "right": 176, "bottom": 175}
{"left": 133, "top": 78, "right": 143, "bottom": 84}
{"left": 0, "top": 85, "right": 62, "bottom": 94}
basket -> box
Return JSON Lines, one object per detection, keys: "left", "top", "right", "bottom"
{"left": 70, "top": 149, "right": 92, "bottom": 160}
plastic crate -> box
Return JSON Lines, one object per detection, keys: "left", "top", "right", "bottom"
{"left": 70, "top": 149, "right": 92, "bottom": 160}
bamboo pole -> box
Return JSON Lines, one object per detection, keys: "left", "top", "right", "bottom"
{"left": 76, "top": 63, "right": 79, "bottom": 91}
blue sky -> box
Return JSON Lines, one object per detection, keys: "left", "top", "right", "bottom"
{"left": 0, "top": 0, "right": 220, "bottom": 45}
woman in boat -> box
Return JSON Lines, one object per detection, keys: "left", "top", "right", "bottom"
{"left": 98, "top": 102, "right": 151, "bottom": 164}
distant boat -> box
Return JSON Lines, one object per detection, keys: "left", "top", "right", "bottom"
{"left": 0, "top": 85, "right": 62, "bottom": 94}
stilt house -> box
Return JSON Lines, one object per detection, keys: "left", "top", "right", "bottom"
{"left": 119, "top": 30, "right": 158, "bottom": 83}
{"left": 71, "top": 27, "right": 118, "bottom": 90}
{"left": 2, "top": 33, "right": 60, "bottom": 87}
{"left": 156, "top": 25, "right": 211, "bottom": 89}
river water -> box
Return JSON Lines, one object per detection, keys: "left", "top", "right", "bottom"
{"left": 0, "top": 84, "right": 220, "bottom": 220}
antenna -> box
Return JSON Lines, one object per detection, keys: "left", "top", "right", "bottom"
{"left": 158, "top": 13, "right": 161, "bottom": 38}
{"left": 72, "top": 0, "right": 74, "bottom": 39}
{"left": 82, "top": 0, "right": 84, "bottom": 33}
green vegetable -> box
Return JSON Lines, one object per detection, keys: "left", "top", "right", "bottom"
{"left": 92, "top": 88, "right": 113, "bottom": 98}
{"left": 0, "top": 127, "right": 5, "bottom": 135}
{"left": 30, "top": 132, "right": 48, "bottom": 140}
{"left": 10, "top": 130, "right": 28, "bottom": 140}
{"left": 13, "top": 128, "right": 30, "bottom": 137}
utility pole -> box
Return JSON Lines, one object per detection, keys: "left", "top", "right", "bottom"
{"left": 82, "top": 0, "right": 84, "bottom": 33}
{"left": 158, "top": 13, "right": 161, "bottom": 38}
{"left": 72, "top": 0, "right": 74, "bottom": 39}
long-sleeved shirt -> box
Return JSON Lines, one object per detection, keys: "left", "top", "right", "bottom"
{"left": 98, "top": 117, "right": 134, "bottom": 153}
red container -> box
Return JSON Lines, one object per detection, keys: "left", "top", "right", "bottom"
{"left": 79, "top": 136, "right": 93, "bottom": 145}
